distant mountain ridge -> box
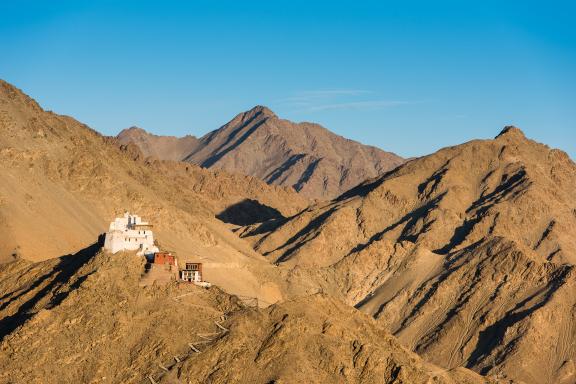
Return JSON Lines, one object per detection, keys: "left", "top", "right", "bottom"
{"left": 117, "top": 106, "right": 405, "bottom": 199}
{"left": 115, "top": 126, "right": 200, "bottom": 161}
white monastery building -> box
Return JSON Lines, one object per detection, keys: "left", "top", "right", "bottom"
{"left": 103, "top": 212, "right": 159, "bottom": 256}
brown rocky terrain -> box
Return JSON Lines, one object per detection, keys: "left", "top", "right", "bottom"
{"left": 0, "top": 249, "right": 241, "bottom": 383}
{"left": 0, "top": 249, "right": 509, "bottom": 384}
{"left": 118, "top": 106, "right": 405, "bottom": 200}
{"left": 0, "top": 78, "right": 567, "bottom": 384}
{"left": 160, "top": 294, "right": 512, "bottom": 384}
{"left": 240, "top": 127, "right": 576, "bottom": 384}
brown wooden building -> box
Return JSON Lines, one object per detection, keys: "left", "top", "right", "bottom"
{"left": 181, "top": 262, "right": 202, "bottom": 282}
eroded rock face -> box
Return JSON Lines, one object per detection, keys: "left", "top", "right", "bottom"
{"left": 159, "top": 295, "right": 507, "bottom": 384}
{"left": 0, "top": 246, "right": 506, "bottom": 384}
{"left": 0, "top": 250, "right": 243, "bottom": 383}
{"left": 118, "top": 106, "right": 405, "bottom": 200}
{"left": 242, "top": 127, "right": 576, "bottom": 384}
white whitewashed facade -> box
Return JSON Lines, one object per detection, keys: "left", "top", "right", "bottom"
{"left": 103, "top": 212, "right": 159, "bottom": 256}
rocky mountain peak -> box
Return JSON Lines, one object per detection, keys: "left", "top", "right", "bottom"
{"left": 118, "top": 126, "right": 148, "bottom": 137}
{"left": 119, "top": 105, "right": 404, "bottom": 199}
{"left": 0, "top": 79, "right": 42, "bottom": 112}
{"left": 496, "top": 125, "right": 526, "bottom": 140}
{"left": 230, "top": 105, "right": 277, "bottom": 125}
{"left": 248, "top": 105, "right": 276, "bottom": 117}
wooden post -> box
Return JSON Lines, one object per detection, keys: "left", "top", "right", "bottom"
{"left": 188, "top": 343, "right": 200, "bottom": 353}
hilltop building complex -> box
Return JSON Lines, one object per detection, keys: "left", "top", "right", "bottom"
{"left": 103, "top": 212, "right": 159, "bottom": 256}
{"left": 103, "top": 213, "right": 209, "bottom": 286}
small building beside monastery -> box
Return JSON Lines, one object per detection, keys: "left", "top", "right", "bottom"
{"left": 103, "top": 214, "right": 209, "bottom": 286}
{"left": 103, "top": 212, "right": 159, "bottom": 256}
{"left": 181, "top": 262, "right": 203, "bottom": 282}
{"left": 153, "top": 251, "right": 178, "bottom": 270}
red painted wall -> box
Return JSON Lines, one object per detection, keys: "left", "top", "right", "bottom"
{"left": 154, "top": 252, "right": 176, "bottom": 266}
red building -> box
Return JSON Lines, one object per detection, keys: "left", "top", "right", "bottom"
{"left": 153, "top": 252, "right": 177, "bottom": 268}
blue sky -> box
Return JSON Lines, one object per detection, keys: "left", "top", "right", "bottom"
{"left": 1, "top": 0, "right": 574, "bottom": 158}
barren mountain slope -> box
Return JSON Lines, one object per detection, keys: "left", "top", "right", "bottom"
{"left": 0, "top": 250, "right": 242, "bottom": 383}
{"left": 161, "top": 294, "right": 513, "bottom": 384}
{"left": 0, "top": 250, "right": 510, "bottom": 384}
{"left": 117, "top": 126, "right": 200, "bottom": 161}
{"left": 1, "top": 79, "right": 568, "bottom": 384}
{"left": 119, "top": 106, "right": 405, "bottom": 199}
{"left": 0, "top": 79, "right": 309, "bottom": 303}
{"left": 241, "top": 127, "right": 576, "bottom": 384}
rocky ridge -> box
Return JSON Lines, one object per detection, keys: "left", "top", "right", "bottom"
{"left": 0, "top": 249, "right": 508, "bottom": 384}
{"left": 239, "top": 126, "right": 576, "bottom": 384}
{"left": 118, "top": 106, "right": 405, "bottom": 199}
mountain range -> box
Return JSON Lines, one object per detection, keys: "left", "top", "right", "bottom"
{"left": 117, "top": 106, "right": 404, "bottom": 200}
{"left": 240, "top": 125, "right": 576, "bottom": 384}
{"left": 1, "top": 79, "right": 575, "bottom": 384}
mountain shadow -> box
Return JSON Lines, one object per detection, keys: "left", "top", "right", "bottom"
{"left": 216, "top": 199, "right": 284, "bottom": 226}
{"left": 0, "top": 235, "right": 104, "bottom": 342}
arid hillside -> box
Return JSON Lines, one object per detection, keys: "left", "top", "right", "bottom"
{"left": 0, "top": 249, "right": 509, "bottom": 384}
{"left": 0, "top": 79, "right": 567, "bottom": 384}
{"left": 240, "top": 127, "right": 576, "bottom": 384}
{"left": 118, "top": 106, "right": 405, "bottom": 199}
{"left": 0, "top": 79, "right": 310, "bottom": 304}
{"left": 0, "top": 249, "right": 241, "bottom": 383}
{"left": 160, "top": 293, "right": 511, "bottom": 384}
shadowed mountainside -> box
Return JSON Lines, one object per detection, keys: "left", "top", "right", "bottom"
{"left": 216, "top": 199, "right": 284, "bottom": 226}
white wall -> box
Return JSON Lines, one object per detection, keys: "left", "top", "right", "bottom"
{"left": 103, "top": 213, "right": 159, "bottom": 256}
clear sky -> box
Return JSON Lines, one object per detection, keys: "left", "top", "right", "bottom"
{"left": 1, "top": 0, "right": 574, "bottom": 158}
